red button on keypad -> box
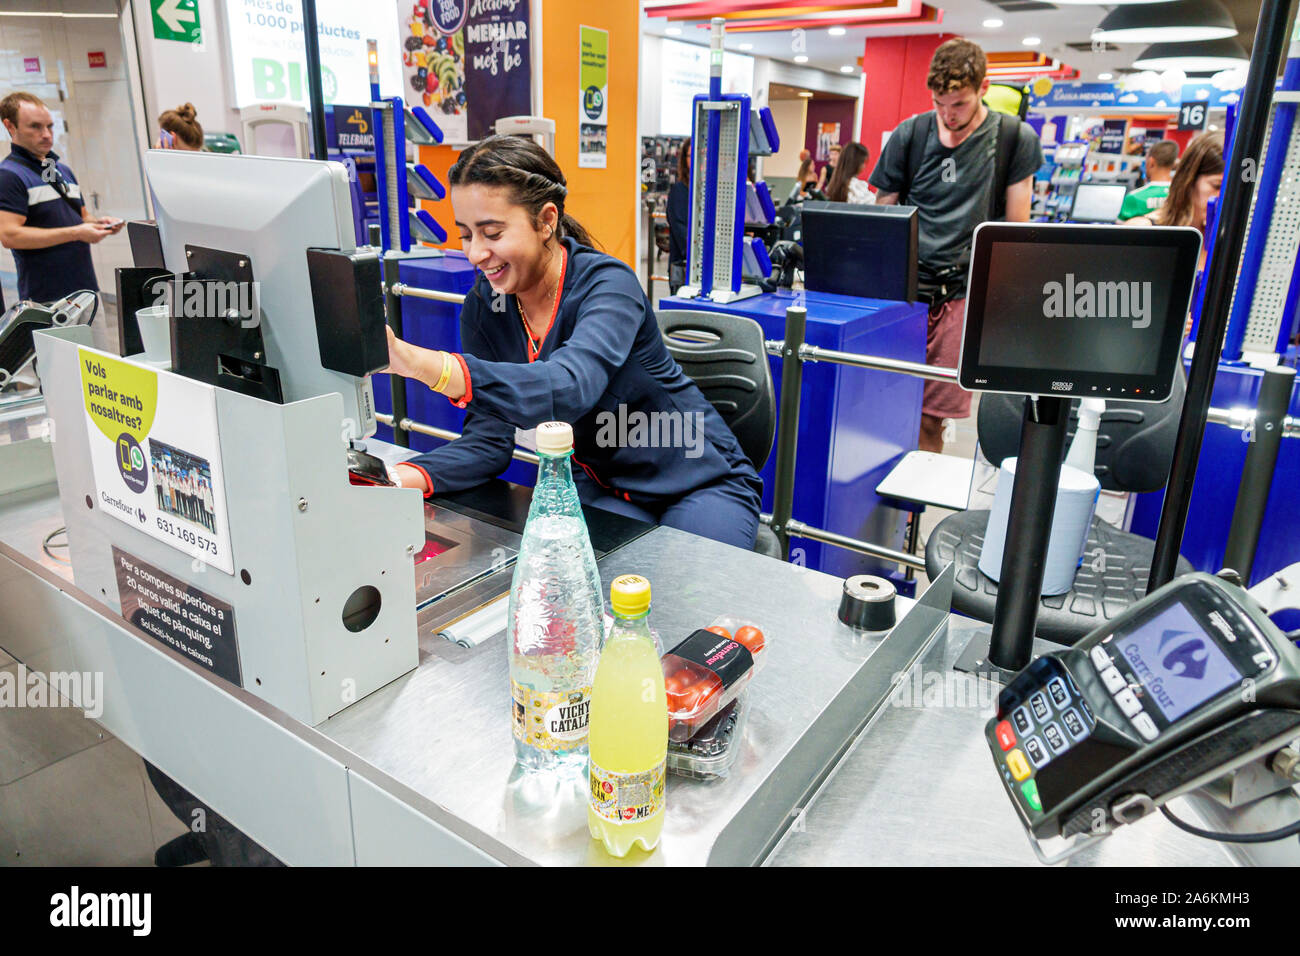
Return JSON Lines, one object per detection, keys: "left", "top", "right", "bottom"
{"left": 996, "top": 719, "right": 1017, "bottom": 751}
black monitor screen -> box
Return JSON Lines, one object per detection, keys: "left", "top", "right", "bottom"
{"left": 960, "top": 223, "right": 1201, "bottom": 401}
{"left": 801, "top": 201, "right": 918, "bottom": 302}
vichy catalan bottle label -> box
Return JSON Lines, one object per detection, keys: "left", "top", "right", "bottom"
{"left": 512, "top": 681, "right": 591, "bottom": 750}
{"left": 589, "top": 759, "right": 666, "bottom": 824}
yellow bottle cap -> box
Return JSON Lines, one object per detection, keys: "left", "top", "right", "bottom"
{"left": 610, "top": 574, "right": 651, "bottom": 617}
{"left": 535, "top": 421, "right": 574, "bottom": 456}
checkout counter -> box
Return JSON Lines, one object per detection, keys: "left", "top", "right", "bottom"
{"left": 0, "top": 152, "right": 1296, "bottom": 866}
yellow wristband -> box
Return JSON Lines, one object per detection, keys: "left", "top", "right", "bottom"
{"left": 432, "top": 351, "right": 453, "bottom": 393}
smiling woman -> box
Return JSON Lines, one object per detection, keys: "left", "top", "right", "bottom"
{"left": 383, "top": 135, "right": 764, "bottom": 550}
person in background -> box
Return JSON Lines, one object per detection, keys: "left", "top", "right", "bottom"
{"left": 156, "top": 102, "right": 203, "bottom": 150}
{"left": 825, "top": 142, "right": 874, "bottom": 204}
{"left": 1119, "top": 138, "right": 1178, "bottom": 222}
{"left": 816, "top": 143, "right": 841, "bottom": 192}
{"left": 869, "top": 37, "right": 1042, "bottom": 454}
{"left": 0, "top": 91, "right": 121, "bottom": 304}
{"left": 666, "top": 137, "right": 690, "bottom": 294}
{"left": 790, "top": 150, "right": 819, "bottom": 201}
{"left": 1125, "top": 131, "right": 1223, "bottom": 271}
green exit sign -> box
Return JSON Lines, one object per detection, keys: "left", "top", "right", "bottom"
{"left": 151, "top": 0, "right": 201, "bottom": 44}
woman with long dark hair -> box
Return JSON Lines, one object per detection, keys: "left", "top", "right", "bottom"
{"left": 824, "top": 141, "right": 873, "bottom": 204}
{"left": 384, "top": 135, "right": 762, "bottom": 548}
{"left": 1126, "top": 131, "right": 1223, "bottom": 270}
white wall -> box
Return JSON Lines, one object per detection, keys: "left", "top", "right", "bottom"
{"left": 764, "top": 98, "right": 807, "bottom": 178}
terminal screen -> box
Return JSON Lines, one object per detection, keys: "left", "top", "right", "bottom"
{"left": 976, "top": 241, "right": 1182, "bottom": 377}
{"left": 1111, "top": 601, "right": 1242, "bottom": 723}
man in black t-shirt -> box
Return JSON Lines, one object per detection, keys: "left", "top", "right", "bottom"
{"left": 870, "top": 38, "right": 1043, "bottom": 452}
{"left": 0, "top": 92, "right": 121, "bottom": 304}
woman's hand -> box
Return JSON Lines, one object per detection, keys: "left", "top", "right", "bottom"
{"left": 386, "top": 326, "right": 428, "bottom": 381}
{"left": 391, "top": 462, "right": 431, "bottom": 494}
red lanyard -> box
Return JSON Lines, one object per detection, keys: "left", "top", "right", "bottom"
{"left": 517, "top": 248, "right": 567, "bottom": 364}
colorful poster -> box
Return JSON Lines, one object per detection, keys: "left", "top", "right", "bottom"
{"left": 80, "top": 348, "right": 234, "bottom": 575}
{"left": 464, "top": 0, "right": 532, "bottom": 141}
{"left": 398, "top": 0, "right": 532, "bottom": 144}
{"left": 1100, "top": 119, "right": 1128, "bottom": 155}
{"left": 816, "top": 123, "right": 841, "bottom": 161}
{"left": 579, "top": 25, "right": 608, "bottom": 169}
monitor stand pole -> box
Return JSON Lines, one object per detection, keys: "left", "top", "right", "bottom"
{"left": 985, "top": 395, "right": 1071, "bottom": 674}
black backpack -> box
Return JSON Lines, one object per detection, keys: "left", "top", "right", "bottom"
{"left": 898, "top": 109, "right": 1020, "bottom": 221}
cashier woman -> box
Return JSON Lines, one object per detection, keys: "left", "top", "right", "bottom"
{"left": 384, "top": 136, "right": 763, "bottom": 550}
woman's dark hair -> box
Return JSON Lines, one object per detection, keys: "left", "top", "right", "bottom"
{"left": 448, "top": 134, "right": 596, "bottom": 248}
{"left": 1153, "top": 131, "right": 1223, "bottom": 228}
{"left": 825, "top": 142, "right": 869, "bottom": 203}
{"left": 676, "top": 137, "right": 691, "bottom": 183}
{"left": 159, "top": 102, "right": 203, "bottom": 150}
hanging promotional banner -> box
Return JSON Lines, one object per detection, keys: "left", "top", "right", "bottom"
{"left": 1100, "top": 119, "right": 1128, "bottom": 154}
{"left": 1029, "top": 79, "right": 1243, "bottom": 111}
{"left": 578, "top": 25, "right": 608, "bottom": 169}
{"left": 398, "top": 0, "right": 532, "bottom": 144}
{"left": 79, "top": 349, "right": 234, "bottom": 575}
{"left": 224, "top": 0, "right": 403, "bottom": 110}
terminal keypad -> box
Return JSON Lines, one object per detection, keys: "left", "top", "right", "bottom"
{"left": 995, "top": 667, "right": 1097, "bottom": 817}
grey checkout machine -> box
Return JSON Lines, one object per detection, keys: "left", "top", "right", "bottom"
{"left": 33, "top": 151, "right": 520, "bottom": 728}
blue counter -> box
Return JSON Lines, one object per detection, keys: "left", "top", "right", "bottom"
{"left": 1131, "top": 358, "right": 1300, "bottom": 590}
{"left": 660, "top": 291, "right": 926, "bottom": 578}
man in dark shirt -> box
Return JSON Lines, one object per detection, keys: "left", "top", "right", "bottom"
{"left": 0, "top": 91, "right": 121, "bottom": 304}
{"left": 870, "top": 38, "right": 1043, "bottom": 452}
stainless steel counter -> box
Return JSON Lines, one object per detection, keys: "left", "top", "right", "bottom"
{"left": 0, "top": 475, "right": 1259, "bottom": 866}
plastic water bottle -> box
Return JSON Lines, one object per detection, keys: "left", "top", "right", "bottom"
{"left": 508, "top": 422, "right": 604, "bottom": 775}
{"left": 588, "top": 574, "right": 668, "bottom": 856}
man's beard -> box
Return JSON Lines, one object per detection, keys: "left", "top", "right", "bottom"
{"left": 941, "top": 112, "right": 977, "bottom": 133}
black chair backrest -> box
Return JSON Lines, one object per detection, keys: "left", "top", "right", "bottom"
{"left": 655, "top": 309, "right": 776, "bottom": 472}
{"left": 976, "top": 365, "right": 1187, "bottom": 494}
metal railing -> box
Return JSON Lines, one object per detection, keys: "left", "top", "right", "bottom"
{"left": 383, "top": 281, "right": 1298, "bottom": 577}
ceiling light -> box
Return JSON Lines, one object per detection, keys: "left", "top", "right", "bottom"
{"left": 1132, "top": 37, "right": 1249, "bottom": 72}
{"left": 0, "top": 10, "right": 118, "bottom": 16}
{"left": 1093, "top": 0, "right": 1237, "bottom": 44}
{"left": 795, "top": 55, "right": 808, "bottom": 63}
{"left": 798, "top": 91, "right": 814, "bottom": 98}
{"left": 1098, "top": 72, "right": 1113, "bottom": 80}
{"left": 983, "top": 18, "right": 1003, "bottom": 28}
{"left": 739, "top": 42, "right": 753, "bottom": 50}
{"left": 665, "top": 26, "right": 681, "bottom": 35}
{"left": 1022, "top": 36, "right": 1041, "bottom": 46}
{"left": 840, "top": 65, "right": 855, "bottom": 73}
{"left": 828, "top": 26, "right": 846, "bottom": 36}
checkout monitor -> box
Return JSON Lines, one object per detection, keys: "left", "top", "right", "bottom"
{"left": 958, "top": 222, "right": 1202, "bottom": 402}
{"left": 1068, "top": 183, "right": 1128, "bottom": 223}
{"left": 801, "top": 201, "right": 918, "bottom": 301}
{"left": 145, "top": 150, "right": 376, "bottom": 436}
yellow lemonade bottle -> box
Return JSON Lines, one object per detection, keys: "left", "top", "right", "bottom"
{"left": 588, "top": 574, "right": 668, "bottom": 856}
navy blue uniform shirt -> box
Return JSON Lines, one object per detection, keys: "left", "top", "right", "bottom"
{"left": 0, "top": 144, "right": 98, "bottom": 303}
{"left": 406, "top": 237, "right": 762, "bottom": 512}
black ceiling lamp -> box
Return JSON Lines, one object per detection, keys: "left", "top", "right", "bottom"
{"left": 1133, "top": 37, "right": 1250, "bottom": 72}
{"left": 1094, "top": 0, "right": 1238, "bottom": 44}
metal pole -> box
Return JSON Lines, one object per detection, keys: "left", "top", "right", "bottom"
{"left": 1222, "top": 366, "right": 1297, "bottom": 583}
{"left": 383, "top": 255, "right": 409, "bottom": 448}
{"left": 301, "top": 0, "right": 329, "bottom": 161}
{"left": 785, "top": 519, "right": 926, "bottom": 572}
{"left": 646, "top": 203, "right": 656, "bottom": 301}
{"left": 799, "top": 345, "right": 960, "bottom": 383}
{"left": 769, "top": 306, "right": 807, "bottom": 559}
{"left": 988, "top": 396, "right": 1071, "bottom": 672}
{"left": 1147, "top": 0, "right": 1294, "bottom": 591}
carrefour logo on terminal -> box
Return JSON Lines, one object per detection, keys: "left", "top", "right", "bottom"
{"left": 1042, "top": 274, "right": 1152, "bottom": 329}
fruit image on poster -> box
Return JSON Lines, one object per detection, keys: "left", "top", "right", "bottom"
{"left": 400, "top": 0, "right": 469, "bottom": 141}
{"left": 398, "top": 0, "right": 533, "bottom": 143}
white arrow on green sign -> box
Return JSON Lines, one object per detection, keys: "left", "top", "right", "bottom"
{"left": 152, "top": 0, "right": 201, "bottom": 44}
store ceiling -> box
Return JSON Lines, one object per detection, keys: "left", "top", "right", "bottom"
{"left": 641, "top": 0, "right": 1265, "bottom": 84}
{"left": 769, "top": 82, "right": 857, "bottom": 100}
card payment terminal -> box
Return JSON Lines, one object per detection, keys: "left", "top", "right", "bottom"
{"left": 986, "top": 572, "right": 1300, "bottom": 855}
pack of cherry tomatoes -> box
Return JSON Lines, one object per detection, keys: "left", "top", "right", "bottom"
{"left": 661, "top": 615, "right": 767, "bottom": 742}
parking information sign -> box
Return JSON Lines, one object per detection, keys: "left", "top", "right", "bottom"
{"left": 79, "top": 347, "right": 234, "bottom": 575}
